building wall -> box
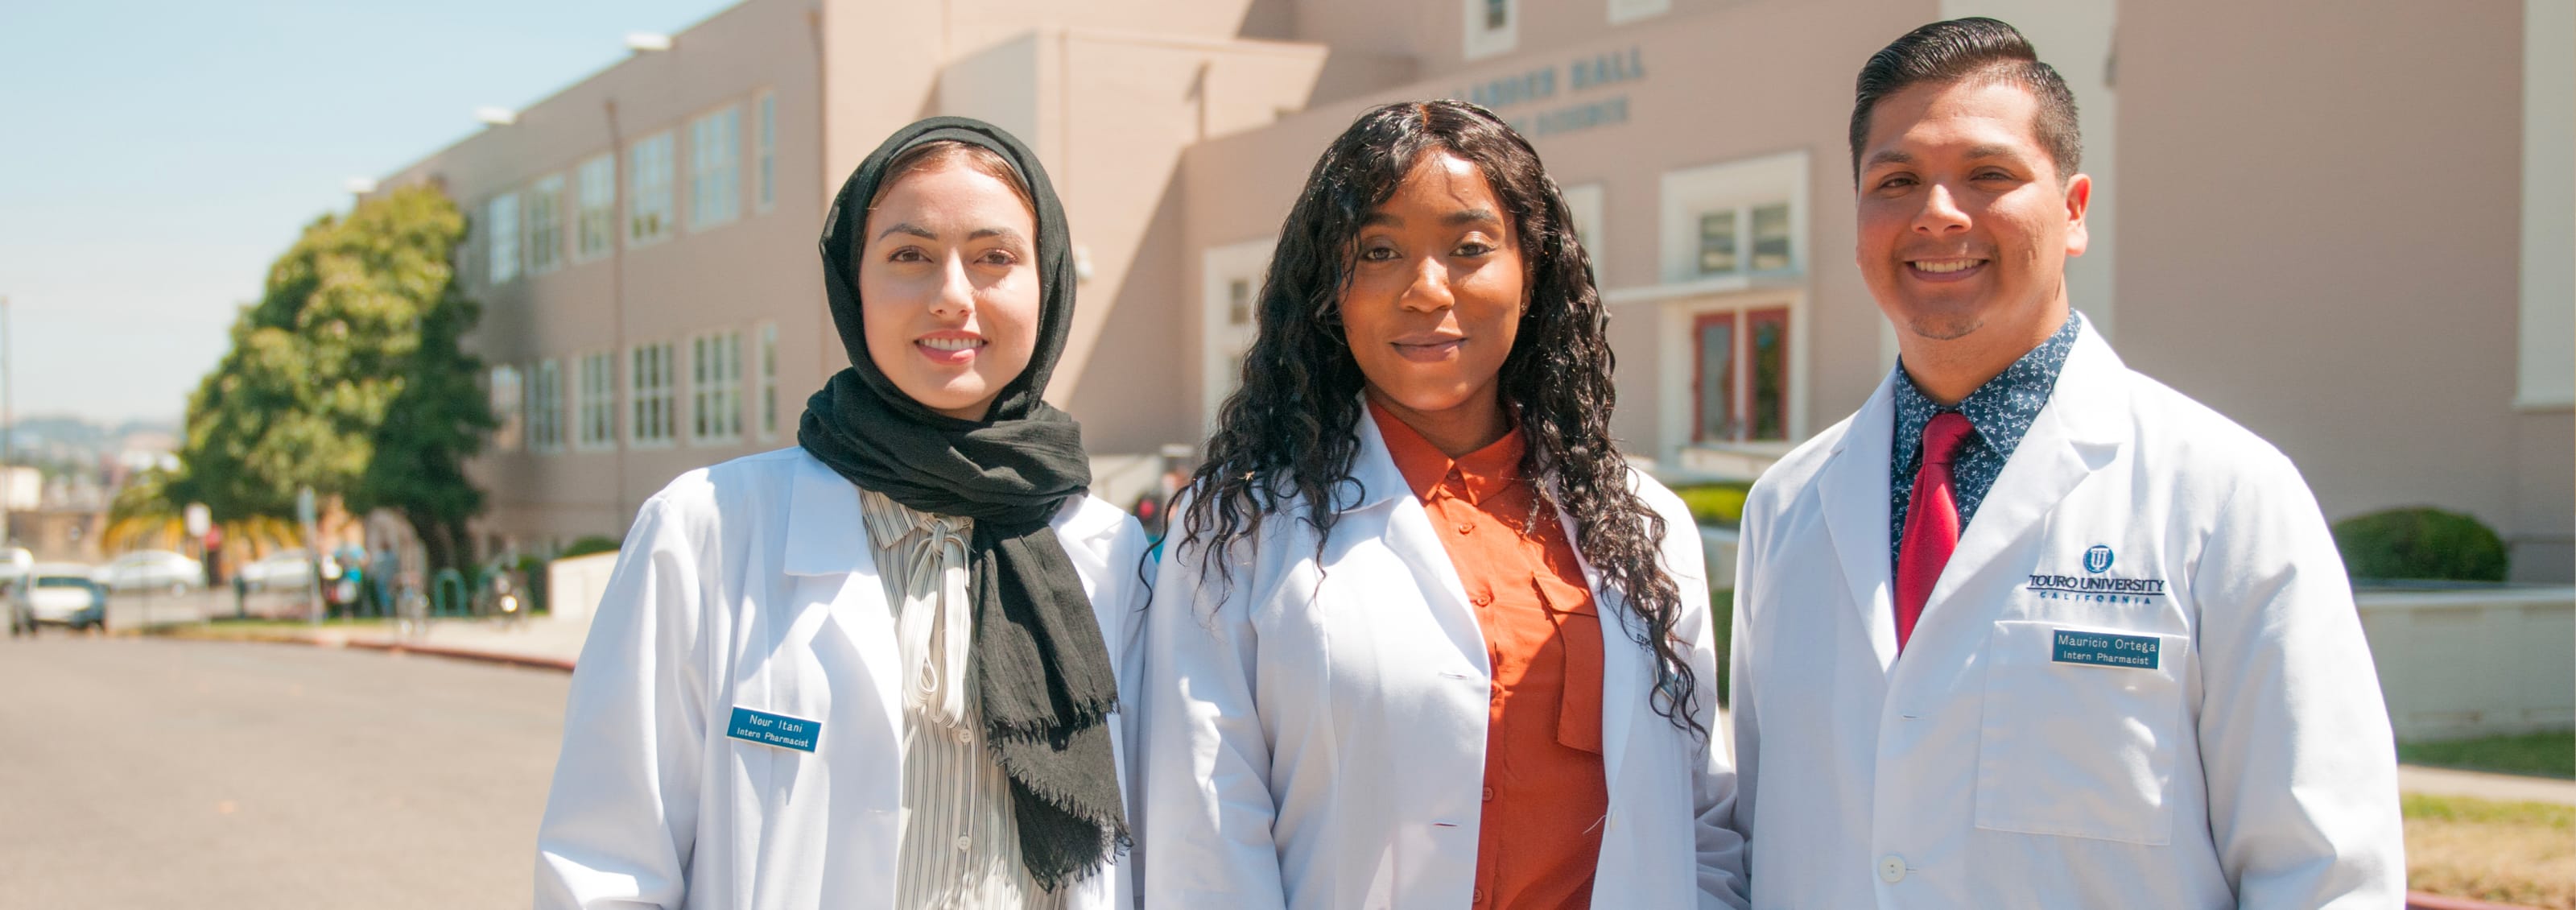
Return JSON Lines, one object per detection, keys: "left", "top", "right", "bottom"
{"left": 2116, "top": 0, "right": 2548, "bottom": 573}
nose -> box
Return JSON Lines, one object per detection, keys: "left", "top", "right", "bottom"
{"left": 928, "top": 251, "right": 975, "bottom": 320}
{"left": 1913, "top": 182, "right": 1971, "bottom": 235}
{"left": 1397, "top": 255, "right": 1455, "bottom": 312}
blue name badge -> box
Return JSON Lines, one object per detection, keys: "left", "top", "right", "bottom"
{"left": 2051, "top": 628, "right": 2161, "bottom": 670}
{"left": 726, "top": 706, "right": 821, "bottom": 753}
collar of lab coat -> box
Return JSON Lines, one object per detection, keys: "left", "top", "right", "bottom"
{"left": 1816, "top": 314, "right": 2131, "bottom": 672}
{"left": 779, "top": 448, "right": 1122, "bottom": 577}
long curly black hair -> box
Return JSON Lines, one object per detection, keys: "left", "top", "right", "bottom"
{"left": 1178, "top": 99, "right": 1702, "bottom": 738}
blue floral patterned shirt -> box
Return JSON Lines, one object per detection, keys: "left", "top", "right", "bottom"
{"left": 1889, "top": 311, "right": 2083, "bottom": 569}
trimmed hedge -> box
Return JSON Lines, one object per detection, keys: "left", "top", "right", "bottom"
{"left": 2330, "top": 507, "right": 2508, "bottom": 582}
{"left": 560, "top": 535, "right": 624, "bottom": 559}
{"left": 1672, "top": 482, "right": 1751, "bottom": 527}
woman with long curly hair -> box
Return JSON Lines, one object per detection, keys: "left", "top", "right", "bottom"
{"left": 1138, "top": 100, "right": 1746, "bottom": 908}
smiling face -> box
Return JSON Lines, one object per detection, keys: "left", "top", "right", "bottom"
{"left": 1340, "top": 151, "right": 1526, "bottom": 453}
{"left": 1856, "top": 77, "right": 2089, "bottom": 347}
{"left": 855, "top": 161, "right": 1041, "bottom": 421}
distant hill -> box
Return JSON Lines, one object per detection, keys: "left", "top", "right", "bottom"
{"left": 7, "top": 416, "right": 177, "bottom": 465}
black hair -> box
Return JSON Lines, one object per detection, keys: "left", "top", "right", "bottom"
{"left": 1176, "top": 99, "right": 1704, "bottom": 738}
{"left": 1851, "top": 16, "right": 2083, "bottom": 182}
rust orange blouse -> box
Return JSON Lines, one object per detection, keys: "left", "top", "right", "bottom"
{"left": 1368, "top": 401, "right": 1608, "bottom": 909}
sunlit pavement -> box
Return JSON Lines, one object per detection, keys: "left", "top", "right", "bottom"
{"left": 0, "top": 636, "right": 568, "bottom": 909}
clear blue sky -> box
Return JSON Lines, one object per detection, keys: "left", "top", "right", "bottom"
{"left": 0, "top": 0, "right": 739, "bottom": 426}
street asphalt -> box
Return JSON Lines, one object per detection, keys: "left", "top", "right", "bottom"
{"left": 0, "top": 636, "right": 568, "bottom": 908}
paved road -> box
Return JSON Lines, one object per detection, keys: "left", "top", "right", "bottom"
{"left": 0, "top": 636, "right": 568, "bottom": 909}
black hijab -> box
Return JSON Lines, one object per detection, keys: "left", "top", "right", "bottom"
{"left": 798, "top": 117, "right": 1124, "bottom": 889}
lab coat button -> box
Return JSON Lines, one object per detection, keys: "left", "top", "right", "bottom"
{"left": 1878, "top": 855, "right": 1906, "bottom": 883}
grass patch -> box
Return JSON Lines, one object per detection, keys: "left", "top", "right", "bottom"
{"left": 2404, "top": 793, "right": 2576, "bottom": 908}
{"left": 1673, "top": 482, "right": 1751, "bottom": 527}
{"left": 2403, "top": 730, "right": 2576, "bottom": 780}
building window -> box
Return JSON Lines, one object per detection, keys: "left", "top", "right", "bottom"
{"left": 1201, "top": 238, "right": 1274, "bottom": 430}
{"left": 758, "top": 322, "right": 780, "bottom": 441}
{"left": 575, "top": 154, "right": 616, "bottom": 262}
{"left": 576, "top": 352, "right": 617, "bottom": 450}
{"left": 528, "top": 359, "right": 564, "bottom": 453}
{"left": 1463, "top": 0, "right": 1518, "bottom": 60}
{"left": 1607, "top": 0, "right": 1670, "bottom": 24}
{"left": 489, "top": 365, "right": 525, "bottom": 450}
{"left": 486, "top": 193, "right": 520, "bottom": 283}
{"left": 1697, "top": 212, "right": 1737, "bottom": 275}
{"left": 1226, "top": 279, "right": 1253, "bottom": 326}
{"left": 526, "top": 175, "right": 564, "bottom": 275}
{"left": 1692, "top": 306, "right": 1790, "bottom": 442}
{"left": 630, "top": 341, "right": 677, "bottom": 445}
{"left": 1659, "top": 151, "right": 1808, "bottom": 284}
{"left": 1748, "top": 203, "right": 1792, "bottom": 271}
{"left": 1560, "top": 182, "right": 1605, "bottom": 261}
{"left": 628, "top": 131, "right": 676, "bottom": 245}
{"left": 754, "top": 91, "right": 777, "bottom": 213}
{"left": 691, "top": 330, "right": 744, "bottom": 444}
{"left": 689, "top": 105, "right": 742, "bottom": 230}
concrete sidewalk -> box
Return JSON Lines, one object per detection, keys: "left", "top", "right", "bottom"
{"left": 2400, "top": 763, "right": 2576, "bottom": 806}
{"left": 159, "top": 614, "right": 593, "bottom": 672}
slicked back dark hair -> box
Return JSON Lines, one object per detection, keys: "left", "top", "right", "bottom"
{"left": 1179, "top": 99, "right": 1705, "bottom": 739}
{"left": 1850, "top": 16, "right": 2083, "bottom": 183}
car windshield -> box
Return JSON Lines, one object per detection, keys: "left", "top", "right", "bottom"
{"left": 34, "top": 577, "right": 93, "bottom": 589}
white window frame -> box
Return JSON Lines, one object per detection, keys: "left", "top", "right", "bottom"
{"left": 628, "top": 131, "right": 676, "bottom": 246}
{"left": 526, "top": 174, "right": 565, "bottom": 275}
{"left": 528, "top": 358, "right": 564, "bottom": 453}
{"left": 630, "top": 341, "right": 678, "bottom": 447}
{"left": 485, "top": 192, "right": 521, "bottom": 284}
{"left": 688, "top": 105, "right": 742, "bottom": 230}
{"left": 574, "top": 351, "right": 619, "bottom": 452}
{"left": 1560, "top": 182, "right": 1605, "bottom": 267}
{"left": 757, "top": 321, "right": 781, "bottom": 441}
{"left": 690, "top": 329, "right": 745, "bottom": 445}
{"left": 1657, "top": 151, "right": 1808, "bottom": 286}
{"left": 575, "top": 153, "right": 617, "bottom": 263}
{"left": 1608, "top": 0, "right": 1670, "bottom": 25}
{"left": 1463, "top": 0, "right": 1519, "bottom": 61}
{"left": 1655, "top": 290, "right": 1810, "bottom": 467}
{"left": 754, "top": 90, "right": 778, "bottom": 213}
{"left": 489, "top": 364, "right": 525, "bottom": 451}
{"left": 1200, "top": 238, "right": 1274, "bottom": 432}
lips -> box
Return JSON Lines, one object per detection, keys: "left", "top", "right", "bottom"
{"left": 1905, "top": 256, "right": 1988, "bottom": 282}
{"left": 1389, "top": 332, "right": 1465, "bottom": 362}
{"left": 915, "top": 332, "right": 985, "bottom": 364}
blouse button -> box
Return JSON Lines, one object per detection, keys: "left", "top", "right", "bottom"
{"left": 1457, "top": 522, "right": 1476, "bottom": 535}
{"left": 956, "top": 835, "right": 972, "bottom": 851}
{"left": 1480, "top": 786, "right": 1494, "bottom": 801}
{"left": 1471, "top": 592, "right": 1493, "bottom": 607}
{"left": 1472, "top": 887, "right": 1488, "bottom": 904}
{"left": 953, "top": 726, "right": 972, "bottom": 744}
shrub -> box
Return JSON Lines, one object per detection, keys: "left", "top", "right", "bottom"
{"left": 2331, "top": 507, "right": 2508, "bottom": 582}
{"left": 560, "top": 535, "right": 623, "bottom": 559}
{"left": 1672, "top": 482, "right": 1751, "bottom": 527}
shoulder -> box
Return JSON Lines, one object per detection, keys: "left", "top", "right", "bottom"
{"left": 1741, "top": 410, "right": 1857, "bottom": 521}
{"left": 2116, "top": 370, "right": 2305, "bottom": 487}
{"left": 631, "top": 447, "right": 813, "bottom": 541}
{"left": 1620, "top": 464, "right": 1699, "bottom": 536}
{"left": 1053, "top": 494, "right": 1147, "bottom": 556}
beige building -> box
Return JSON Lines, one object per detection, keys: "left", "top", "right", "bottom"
{"left": 375, "top": 0, "right": 2574, "bottom": 581}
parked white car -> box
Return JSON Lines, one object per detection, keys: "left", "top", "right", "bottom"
{"left": 96, "top": 550, "right": 204, "bottom": 594}
{"left": 23, "top": 565, "right": 108, "bottom": 631}
{"left": 238, "top": 549, "right": 316, "bottom": 591}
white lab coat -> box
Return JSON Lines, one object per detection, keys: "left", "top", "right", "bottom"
{"left": 534, "top": 448, "right": 1151, "bottom": 910}
{"left": 1141, "top": 412, "right": 1749, "bottom": 909}
{"left": 1728, "top": 321, "right": 2404, "bottom": 908}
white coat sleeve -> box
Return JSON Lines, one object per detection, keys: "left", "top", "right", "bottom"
{"left": 1138, "top": 527, "right": 1289, "bottom": 910}
{"left": 1665, "top": 509, "right": 1751, "bottom": 910}
{"left": 535, "top": 494, "right": 711, "bottom": 909}
{"left": 1100, "top": 519, "right": 1155, "bottom": 910}
{"left": 2190, "top": 453, "right": 2405, "bottom": 908}
{"left": 1723, "top": 501, "right": 1762, "bottom": 898}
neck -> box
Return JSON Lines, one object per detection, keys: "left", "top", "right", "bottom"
{"left": 1896, "top": 300, "right": 2070, "bottom": 405}
{"left": 1365, "top": 386, "right": 1508, "bottom": 458}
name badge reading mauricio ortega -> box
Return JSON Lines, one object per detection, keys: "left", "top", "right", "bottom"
{"left": 2051, "top": 628, "right": 2161, "bottom": 670}
{"left": 727, "top": 706, "right": 821, "bottom": 753}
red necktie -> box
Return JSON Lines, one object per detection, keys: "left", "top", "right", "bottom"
{"left": 1894, "top": 412, "right": 1975, "bottom": 653}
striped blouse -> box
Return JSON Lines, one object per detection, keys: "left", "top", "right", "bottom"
{"left": 859, "top": 489, "right": 1067, "bottom": 910}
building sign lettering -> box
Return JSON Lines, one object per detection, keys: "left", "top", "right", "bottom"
{"left": 1450, "top": 47, "right": 1645, "bottom": 140}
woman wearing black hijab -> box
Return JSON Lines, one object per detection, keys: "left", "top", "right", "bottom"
{"left": 535, "top": 118, "right": 1147, "bottom": 910}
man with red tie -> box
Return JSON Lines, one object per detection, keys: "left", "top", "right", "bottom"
{"left": 1724, "top": 17, "right": 2403, "bottom": 908}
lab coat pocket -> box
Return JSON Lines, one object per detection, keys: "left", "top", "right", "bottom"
{"left": 1972, "top": 619, "right": 2185, "bottom": 846}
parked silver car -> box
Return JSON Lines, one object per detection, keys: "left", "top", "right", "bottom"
{"left": 96, "top": 550, "right": 204, "bottom": 594}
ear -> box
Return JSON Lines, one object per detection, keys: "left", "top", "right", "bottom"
{"left": 2062, "top": 172, "right": 2093, "bottom": 258}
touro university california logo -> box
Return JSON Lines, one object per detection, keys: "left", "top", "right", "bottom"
{"left": 2029, "top": 544, "right": 2167, "bottom": 604}
{"left": 2084, "top": 544, "right": 2115, "bottom": 573}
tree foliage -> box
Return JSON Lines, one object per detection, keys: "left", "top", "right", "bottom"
{"left": 171, "top": 184, "right": 493, "bottom": 571}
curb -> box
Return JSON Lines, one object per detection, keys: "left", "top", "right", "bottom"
{"left": 2409, "top": 892, "right": 2547, "bottom": 910}
{"left": 151, "top": 627, "right": 578, "bottom": 674}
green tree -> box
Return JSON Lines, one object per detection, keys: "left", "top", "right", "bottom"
{"left": 174, "top": 184, "right": 493, "bottom": 571}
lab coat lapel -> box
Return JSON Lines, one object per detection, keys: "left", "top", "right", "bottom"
{"left": 1905, "top": 325, "right": 2128, "bottom": 662}
{"left": 1554, "top": 502, "right": 1643, "bottom": 789}
{"left": 1817, "top": 370, "right": 1905, "bottom": 673}
{"left": 1348, "top": 412, "right": 1490, "bottom": 672}
{"left": 781, "top": 455, "right": 902, "bottom": 747}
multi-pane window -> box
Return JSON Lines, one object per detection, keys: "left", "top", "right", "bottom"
{"left": 1484, "top": 0, "right": 1509, "bottom": 29}
{"left": 1463, "top": 0, "right": 1517, "bottom": 60}
{"left": 1697, "top": 212, "right": 1737, "bottom": 275}
{"left": 486, "top": 193, "right": 520, "bottom": 283}
{"left": 689, "top": 106, "right": 741, "bottom": 230}
{"left": 576, "top": 154, "right": 616, "bottom": 262}
{"left": 755, "top": 91, "right": 778, "bottom": 213}
{"left": 691, "top": 330, "right": 744, "bottom": 443}
{"left": 1695, "top": 202, "right": 1796, "bottom": 277}
{"left": 489, "top": 365, "right": 525, "bottom": 450}
{"left": 1692, "top": 307, "right": 1790, "bottom": 442}
{"left": 576, "top": 352, "right": 617, "bottom": 449}
{"left": 628, "top": 131, "right": 676, "bottom": 244}
{"left": 527, "top": 359, "right": 564, "bottom": 452}
{"left": 1227, "top": 279, "right": 1253, "bottom": 326}
{"left": 526, "top": 175, "right": 564, "bottom": 275}
{"left": 758, "top": 323, "right": 781, "bottom": 440}
{"left": 630, "top": 341, "right": 677, "bottom": 445}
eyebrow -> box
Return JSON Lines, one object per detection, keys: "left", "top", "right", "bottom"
{"left": 1359, "top": 209, "right": 1504, "bottom": 229}
{"left": 874, "top": 223, "right": 1030, "bottom": 245}
{"left": 1864, "top": 145, "right": 2028, "bottom": 172}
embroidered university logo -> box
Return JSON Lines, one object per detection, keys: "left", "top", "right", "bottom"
{"left": 2029, "top": 544, "right": 2168, "bottom": 604}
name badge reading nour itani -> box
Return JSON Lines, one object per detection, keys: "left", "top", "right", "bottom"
{"left": 726, "top": 706, "right": 822, "bottom": 753}
{"left": 2050, "top": 628, "right": 2161, "bottom": 670}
